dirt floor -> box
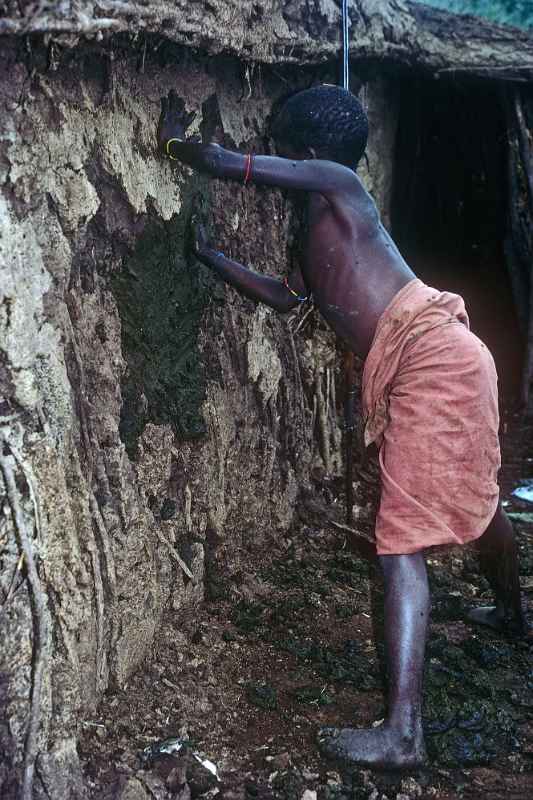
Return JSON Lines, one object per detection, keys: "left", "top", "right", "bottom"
{"left": 80, "top": 412, "right": 533, "bottom": 800}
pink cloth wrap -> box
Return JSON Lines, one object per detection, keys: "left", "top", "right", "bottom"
{"left": 362, "top": 279, "right": 500, "bottom": 556}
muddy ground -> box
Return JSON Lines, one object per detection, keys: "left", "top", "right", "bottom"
{"left": 80, "top": 412, "right": 533, "bottom": 800}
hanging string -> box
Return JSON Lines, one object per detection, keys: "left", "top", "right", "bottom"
{"left": 342, "top": 0, "right": 349, "bottom": 91}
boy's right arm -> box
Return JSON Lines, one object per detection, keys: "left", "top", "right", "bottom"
{"left": 194, "top": 220, "right": 307, "bottom": 313}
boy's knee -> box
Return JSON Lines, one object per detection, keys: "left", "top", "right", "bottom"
{"left": 379, "top": 551, "right": 427, "bottom": 582}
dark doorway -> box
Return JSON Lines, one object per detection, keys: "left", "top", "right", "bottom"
{"left": 391, "top": 77, "right": 524, "bottom": 405}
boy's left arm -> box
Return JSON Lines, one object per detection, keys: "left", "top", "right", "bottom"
{"left": 157, "top": 91, "right": 355, "bottom": 196}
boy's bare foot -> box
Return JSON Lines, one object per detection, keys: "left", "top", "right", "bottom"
{"left": 466, "top": 605, "right": 533, "bottom": 639}
{"left": 318, "top": 724, "right": 426, "bottom": 770}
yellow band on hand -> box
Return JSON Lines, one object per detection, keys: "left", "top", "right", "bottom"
{"left": 166, "top": 138, "right": 183, "bottom": 160}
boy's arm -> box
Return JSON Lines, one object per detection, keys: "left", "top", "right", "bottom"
{"left": 198, "top": 248, "right": 307, "bottom": 313}
{"left": 168, "top": 142, "right": 354, "bottom": 195}
{"left": 158, "top": 91, "right": 355, "bottom": 195}
{"left": 194, "top": 221, "right": 307, "bottom": 313}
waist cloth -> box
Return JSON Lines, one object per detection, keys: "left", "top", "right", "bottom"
{"left": 362, "top": 278, "right": 500, "bottom": 556}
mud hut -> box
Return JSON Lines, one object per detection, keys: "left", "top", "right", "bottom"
{"left": 0, "top": 2, "right": 532, "bottom": 798}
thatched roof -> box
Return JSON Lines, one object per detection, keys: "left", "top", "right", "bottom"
{"left": 0, "top": 1, "right": 532, "bottom": 81}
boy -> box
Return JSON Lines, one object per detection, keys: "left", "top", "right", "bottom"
{"left": 157, "top": 86, "right": 529, "bottom": 769}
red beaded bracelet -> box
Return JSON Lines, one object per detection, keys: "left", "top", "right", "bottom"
{"left": 243, "top": 153, "right": 253, "bottom": 185}
{"left": 283, "top": 276, "right": 308, "bottom": 302}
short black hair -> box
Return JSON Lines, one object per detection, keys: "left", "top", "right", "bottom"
{"left": 271, "top": 84, "right": 368, "bottom": 169}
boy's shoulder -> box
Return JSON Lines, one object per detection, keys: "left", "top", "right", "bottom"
{"left": 316, "top": 165, "right": 379, "bottom": 231}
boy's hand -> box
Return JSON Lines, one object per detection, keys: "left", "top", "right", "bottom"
{"left": 157, "top": 90, "right": 197, "bottom": 155}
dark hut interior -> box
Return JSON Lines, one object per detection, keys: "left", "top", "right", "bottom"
{"left": 391, "top": 76, "right": 524, "bottom": 404}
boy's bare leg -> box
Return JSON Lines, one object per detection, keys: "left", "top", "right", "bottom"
{"left": 467, "top": 504, "right": 530, "bottom": 636}
{"left": 319, "top": 552, "right": 428, "bottom": 769}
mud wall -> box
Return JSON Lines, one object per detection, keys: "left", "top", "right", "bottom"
{"left": 0, "top": 36, "right": 396, "bottom": 797}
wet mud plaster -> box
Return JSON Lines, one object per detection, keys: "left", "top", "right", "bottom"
{"left": 113, "top": 199, "right": 221, "bottom": 458}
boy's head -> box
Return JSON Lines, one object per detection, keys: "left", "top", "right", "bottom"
{"left": 271, "top": 84, "right": 368, "bottom": 170}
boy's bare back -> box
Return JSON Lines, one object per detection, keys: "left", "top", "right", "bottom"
{"left": 299, "top": 176, "right": 415, "bottom": 357}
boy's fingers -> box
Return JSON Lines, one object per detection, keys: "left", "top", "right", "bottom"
{"left": 169, "top": 90, "right": 186, "bottom": 116}
{"left": 166, "top": 90, "right": 176, "bottom": 113}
